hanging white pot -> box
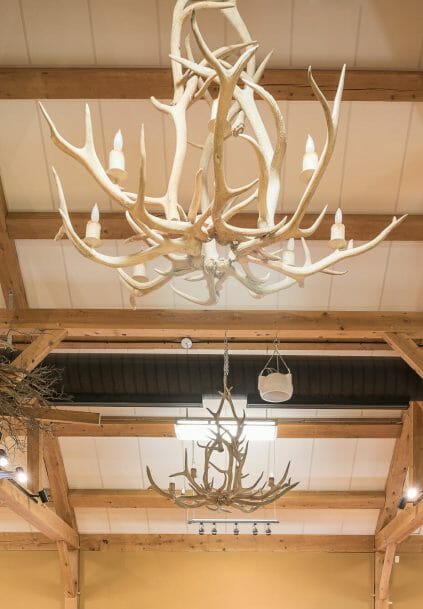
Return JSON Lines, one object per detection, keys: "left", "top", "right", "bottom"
{"left": 258, "top": 344, "right": 293, "bottom": 403}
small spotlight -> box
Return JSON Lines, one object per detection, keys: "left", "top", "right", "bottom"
{"left": 199, "top": 522, "right": 205, "bottom": 535}
{"left": 233, "top": 522, "right": 239, "bottom": 536}
{"left": 0, "top": 449, "right": 9, "bottom": 468}
{"left": 252, "top": 523, "right": 258, "bottom": 536}
{"left": 38, "top": 489, "right": 49, "bottom": 504}
{"left": 406, "top": 487, "right": 419, "bottom": 502}
{"left": 265, "top": 522, "right": 272, "bottom": 536}
{"left": 398, "top": 496, "right": 407, "bottom": 510}
{"left": 211, "top": 522, "right": 217, "bottom": 535}
{"left": 15, "top": 467, "right": 27, "bottom": 485}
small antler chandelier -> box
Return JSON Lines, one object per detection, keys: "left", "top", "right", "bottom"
{"left": 146, "top": 341, "right": 298, "bottom": 513}
{"left": 39, "top": 0, "right": 405, "bottom": 306}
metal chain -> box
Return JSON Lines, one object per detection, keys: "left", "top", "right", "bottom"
{"left": 223, "top": 333, "right": 229, "bottom": 390}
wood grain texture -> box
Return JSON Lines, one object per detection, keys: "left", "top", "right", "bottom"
{"left": 6, "top": 212, "right": 422, "bottom": 241}
{"left": 68, "top": 489, "right": 385, "bottom": 510}
{"left": 1, "top": 310, "right": 422, "bottom": 340}
{"left": 50, "top": 417, "right": 401, "bottom": 439}
{"left": 384, "top": 333, "right": 423, "bottom": 378}
{"left": 376, "top": 412, "right": 411, "bottom": 532}
{"left": 0, "top": 68, "right": 422, "bottom": 101}
{"left": 12, "top": 329, "right": 67, "bottom": 373}
{"left": 0, "top": 479, "right": 78, "bottom": 548}
{"left": 0, "top": 176, "right": 27, "bottom": 308}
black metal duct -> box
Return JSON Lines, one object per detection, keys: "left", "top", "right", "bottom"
{"left": 41, "top": 353, "right": 423, "bottom": 409}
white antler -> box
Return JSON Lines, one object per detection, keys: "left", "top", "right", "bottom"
{"left": 41, "top": 0, "right": 404, "bottom": 305}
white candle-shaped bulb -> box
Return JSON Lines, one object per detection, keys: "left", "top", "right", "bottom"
{"left": 84, "top": 203, "right": 102, "bottom": 248}
{"left": 114, "top": 129, "right": 123, "bottom": 152}
{"left": 282, "top": 238, "right": 295, "bottom": 265}
{"left": 107, "top": 128, "right": 128, "bottom": 183}
{"left": 132, "top": 263, "right": 148, "bottom": 283}
{"left": 330, "top": 207, "right": 346, "bottom": 250}
{"left": 305, "top": 134, "right": 315, "bottom": 154}
{"left": 91, "top": 203, "right": 100, "bottom": 223}
{"left": 301, "top": 134, "right": 318, "bottom": 182}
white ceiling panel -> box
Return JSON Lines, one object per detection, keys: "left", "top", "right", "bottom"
{"left": 20, "top": 0, "right": 95, "bottom": 66}
{"left": 139, "top": 437, "right": 184, "bottom": 489}
{"left": 302, "top": 509, "right": 343, "bottom": 534}
{"left": 62, "top": 240, "right": 124, "bottom": 309}
{"left": 308, "top": 439, "right": 357, "bottom": 490}
{"left": 230, "top": 0, "right": 292, "bottom": 67}
{"left": 108, "top": 508, "right": 149, "bottom": 533}
{"left": 380, "top": 242, "right": 423, "bottom": 311}
{"left": 340, "top": 509, "right": 379, "bottom": 535}
{"left": 0, "top": 0, "right": 29, "bottom": 64}
{"left": 291, "top": 1, "right": 360, "bottom": 69}
{"left": 0, "top": 101, "right": 53, "bottom": 211}
{"left": 95, "top": 437, "right": 143, "bottom": 489}
{"left": 39, "top": 100, "right": 112, "bottom": 213}
{"left": 15, "top": 240, "right": 71, "bottom": 308}
{"left": 328, "top": 242, "right": 390, "bottom": 310}
{"left": 75, "top": 507, "right": 110, "bottom": 533}
{"left": 396, "top": 103, "right": 423, "bottom": 214}
{"left": 274, "top": 438, "right": 314, "bottom": 491}
{"left": 350, "top": 439, "right": 394, "bottom": 491}
{"left": 356, "top": 0, "right": 423, "bottom": 69}
{"left": 59, "top": 437, "right": 103, "bottom": 488}
{"left": 89, "top": 0, "right": 161, "bottom": 66}
{"left": 340, "top": 102, "right": 412, "bottom": 213}
{"left": 147, "top": 507, "right": 188, "bottom": 533}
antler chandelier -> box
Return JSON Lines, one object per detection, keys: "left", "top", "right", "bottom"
{"left": 40, "top": 0, "right": 405, "bottom": 306}
{"left": 146, "top": 342, "right": 298, "bottom": 513}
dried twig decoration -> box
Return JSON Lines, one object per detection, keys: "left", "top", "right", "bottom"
{"left": 0, "top": 355, "right": 61, "bottom": 450}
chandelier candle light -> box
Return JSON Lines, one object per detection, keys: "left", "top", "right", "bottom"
{"left": 40, "top": 0, "right": 406, "bottom": 306}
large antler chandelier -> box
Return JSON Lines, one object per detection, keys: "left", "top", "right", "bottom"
{"left": 40, "top": 0, "right": 405, "bottom": 306}
{"left": 146, "top": 341, "right": 298, "bottom": 513}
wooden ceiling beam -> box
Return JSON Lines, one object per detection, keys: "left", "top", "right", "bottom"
{"left": 0, "top": 479, "right": 78, "bottom": 548}
{"left": 0, "top": 533, "right": 421, "bottom": 553}
{"left": 0, "top": 67, "right": 422, "bottom": 102}
{"left": 6, "top": 212, "right": 422, "bottom": 242}
{"left": 0, "top": 176, "right": 27, "bottom": 309}
{"left": 68, "top": 489, "right": 385, "bottom": 510}
{"left": 383, "top": 333, "right": 423, "bottom": 378}
{"left": 80, "top": 533, "right": 374, "bottom": 553}
{"left": 11, "top": 329, "right": 67, "bottom": 373}
{"left": 50, "top": 417, "right": 401, "bottom": 439}
{"left": 1, "top": 309, "right": 422, "bottom": 341}
{"left": 376, "top": 412, "right": 411, "bottom": 532}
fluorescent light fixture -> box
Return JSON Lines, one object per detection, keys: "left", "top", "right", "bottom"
{"left": 175, "top": 420, "right": 276, "bottom": 442}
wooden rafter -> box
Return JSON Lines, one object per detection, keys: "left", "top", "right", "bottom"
{"left": 0, "top": 175, "right": 27, "bottom": 309}
{"left": 0, "top": 67, "right": 422, "bottom": 101}
{"left": 6, "top": 212, "right": 422, "bottom": 242}
{"left": 26, "top": 428, "right": 44, "bottom": 494}
{"left": 48, "top": 417, "right": 401, "bottom": 439}
{"left": 376, "top": 402, "right": 423, "bottom": 551}
{"left": 374, "top": 544, "right": 396, "bottom": 609}
{"left": 43, "top": 434, "right": 79, "bottom": 607}
{"left": 11, "top": 329, "right": 67, "bottom": 373}
{"left": 376, "top": 412, "right": 411, "bottom": 532}
{"left": 0, "top": 479, "right": 78, "bottom": 548}
{"left": 0, "top": 533, "right": 421, "bottom": 553}
{"left": 1, "top": 309, "right": 422, "bottom": 341}
{"left": 67, "top": 489, "right": 385, "bottom": 510}
{"left": 383, "top": 333, "right": 423, "bottom": 379}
